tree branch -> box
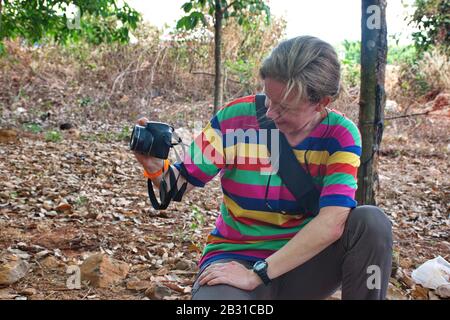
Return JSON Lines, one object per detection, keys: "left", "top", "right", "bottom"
{"left": 191, "top": 70, "right": 241, "bottom": 83}
{"left": 223, "top": 0, "right": 239, "bottom": 13}
{"left": 384, "top": 111, "right": 431, "bottom": 120}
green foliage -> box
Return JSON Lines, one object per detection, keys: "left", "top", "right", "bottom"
{"left": 168, "top": 12, "right": 284, "bottom": 97}
{"left": 338, "top": 40, "right": 361, "bottom": 88}
{"left": 117, "top": 125, "right": 131, "bottom": 141}
{"left": 386, "top": 43, "right": 417, "bottom": 65}
{"left": 80, "top": 126, "right": 131, "bottom": 143}
{"left": 23, "top": 122, "right": 43, "bottom": 134}
{"left": 45, "top": 130, "right": 62, "bottom": 142}
{"left": 225, "top": 58, "right": 255, "bottom": 82}
{"left": 337, "top": 40, "right": 423, "bottom": 88}
{"left": 78, "top": 96, "right": 91, "bottom": 107}
{"left": 0, "top": 0, "right": 141, "bottom": 46}
{"left": 399, "top": 64, "right": 431, "bottom": 96}
{"left": 340, "top": 40, "right": 361, "bottom": 64}
{"left": 177, "top": 0, "right": 270, "bottom": 31}
{"left": 408, "top": 0, "right": 449, "bottom": 54}
{"left": 341, "top": 60, "right": 361, "bottom": 88}
{"left": 75, "top": 196, "right": 88, "bottom": 206}
{"left": 190, "top": 205, "right": 205, "bottom": 230}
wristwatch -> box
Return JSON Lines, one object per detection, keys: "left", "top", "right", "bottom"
{"left": 252, "top": 260, "right": 271, "bottom": 286}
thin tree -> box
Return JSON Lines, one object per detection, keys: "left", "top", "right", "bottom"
{"left": 177, "top": 0, "right": 270, "bottom": 115}
{"left": 357, "top": 0, "right": 388, "bottom": 205}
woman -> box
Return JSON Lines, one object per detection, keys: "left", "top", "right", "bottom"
{"left": 134, "top": 36, "right": 393, "bottom": 300}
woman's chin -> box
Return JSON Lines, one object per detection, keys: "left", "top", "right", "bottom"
{"left": 274, "top": 121, "right": 291, "bottom": 133}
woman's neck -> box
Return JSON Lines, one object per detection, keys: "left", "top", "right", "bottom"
{"left": 284, "top": 110, "right": 326, "bottom": 146}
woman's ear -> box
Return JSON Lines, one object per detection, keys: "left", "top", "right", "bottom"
{"left": 316, "top": 96, "right": 331, "bottom": 111}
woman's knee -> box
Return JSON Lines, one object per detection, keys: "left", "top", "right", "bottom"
{"left": 191, "top": 283, "right": 253, "bottom": 300}
{"left": 346, "top": 205, "right": 393, "bottom": 246}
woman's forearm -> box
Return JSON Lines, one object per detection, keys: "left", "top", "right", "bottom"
{"left": 265, "top": 206, "right": 350, "bottom": 280}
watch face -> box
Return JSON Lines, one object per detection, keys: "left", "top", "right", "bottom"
{"left": 254, "top": 261, "right": 266, "bottom": 271}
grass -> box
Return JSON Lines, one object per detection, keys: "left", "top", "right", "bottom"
{"left": 45, "top": 130, "right": 62, "bottom": 142}
{"left": 75, "top": 196, "right": 89, "bottom": 207}
{"left": 80, "top": 126, "right": 131, "bottom": 143}
{"left": 23, "top": 123, "right": 43, "bottom": 134}
{"left": 190, "top": 205, "right": 205, "bottom": 231}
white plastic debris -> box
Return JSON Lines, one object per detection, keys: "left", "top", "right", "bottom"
{"left": 411, "top": 256, "right": 450, "bottom": 290}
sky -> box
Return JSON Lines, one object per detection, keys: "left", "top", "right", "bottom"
{"left": 126, "top": 0, "right": 417, "bottom": 46}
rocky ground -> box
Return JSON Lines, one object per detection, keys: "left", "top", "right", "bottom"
{"left": 0, "top": 98, "right": 449, "bottom": 300}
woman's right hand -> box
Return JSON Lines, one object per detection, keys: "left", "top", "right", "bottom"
{"left": 133, "top": 117, "right": 164, "bottom": 174}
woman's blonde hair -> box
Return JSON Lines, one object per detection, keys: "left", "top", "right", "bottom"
{"left": 259, "top": 36, "right": 341, "bottom": 104}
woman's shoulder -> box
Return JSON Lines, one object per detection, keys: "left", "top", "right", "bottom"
{"left": 325, "top": 109, "right": 361, "bottom": 147}
{"left": 214, "top": 95, "right": 258, "bottom": 129}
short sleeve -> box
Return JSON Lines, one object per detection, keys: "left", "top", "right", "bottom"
{"left": 319, "top": 118, "right": 362, "bottom": 209}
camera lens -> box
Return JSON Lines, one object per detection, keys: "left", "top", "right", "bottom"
{"left": 129, "top": 125, "right": 154, "bottom": 155}
{"left": 129, "top": 125, "right": 141, "bottom": 151}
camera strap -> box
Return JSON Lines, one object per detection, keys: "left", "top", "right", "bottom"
{"left": 255, "top": 94, "right": 320, "bottom": 217}
{"left": 147, "top": 164, "right": 188, "bottom": 210}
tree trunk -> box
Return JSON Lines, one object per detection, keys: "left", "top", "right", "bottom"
{"left": 0, "top": 1, "right": 3, "bottom": 38}
{"left": 213, "top": 0, "right": 223, "bottom": 115}
{"left": 357, "top": 0, "right": 387, "bottom": 205}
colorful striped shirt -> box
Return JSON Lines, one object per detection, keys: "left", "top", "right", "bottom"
{"left": 174, "top": 95, "right": 362, "bottom": 269}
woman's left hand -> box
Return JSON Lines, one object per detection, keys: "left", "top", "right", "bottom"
{"left": 197, "top": 261, "right": 262, "bottom": 291}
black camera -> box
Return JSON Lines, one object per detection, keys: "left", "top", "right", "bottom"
{"left": 129, "top": 121, "right": 175, "bottom": 159}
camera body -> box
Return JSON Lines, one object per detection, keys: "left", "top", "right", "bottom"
{"left": 129, "top": 121, "right": 174, "bottom": 159}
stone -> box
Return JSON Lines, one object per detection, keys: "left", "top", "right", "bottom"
{"left": 386, "top": 283, "right": 407, "bottom": 300}
{"left": 428, "top": 290, "right": 441, "bottom": 300}
{"left": 45, "top": 210, "right": 58, "bottom": 217}
{"left": 175, "top": 259, "right": 197, "bottom": 271}
{"left": 144, "top": 282, "right": 172, "bottom": 300}
{"left": 436, "top": 284, "right": 450, "bottom": 299}
{"left": 400, "top": 274, "right": 415, "bottom": 288}
{"left": 35, "top": 250, "right": 50, "bottom": 259}
{"left": 42, "top": 201, "right": 54, "bottom": 211}
{"left": 0, "top": 289, "right": 18, "bottom": 299}
{"left": 80, "top": 253, "right": 129, "bottom": 288}
{"left": 20, "top": 288, "right": 37, "bottom": 296}
{"left": 0, "top": 255, "right": 29, "bottom": 285}
{"left": 411, "top": 285, "right": 429, "bottom": 300}
{"left": 0, "top": 129, "right": 18, "bottom": 143}
{"left": 40, "top": 256, "right": 61, "bottom": 269}
{"left": 55, "top": 202, "right": 72, "bottom": 213}
{"left": 7, "top": 248, "right": 30, "bottom": 260}
{"left": 126, "top": 278, "right": 152, "bottom": 291}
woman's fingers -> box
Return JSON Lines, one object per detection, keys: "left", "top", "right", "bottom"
{"left": 198, "top": 264, "right": 229, "bottom": 285}
{"left": 199, "top": 270, "right": 220, "bottom": 286}
{"left": 137, "top": 117, "right": 149, "bottom": 126}
{"left": 134, "top": 152, "right": 147, "bottom": 166}
{"left": 207, "top": 277, "right": 229, "bottom": 286}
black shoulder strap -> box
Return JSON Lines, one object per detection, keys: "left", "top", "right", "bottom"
{"left": 255, "top": 94, "right": 320, "bottom": 217}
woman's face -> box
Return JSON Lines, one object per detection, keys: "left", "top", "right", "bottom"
{"left": 263, "top": 78, "right": 320, "bottom": 135}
